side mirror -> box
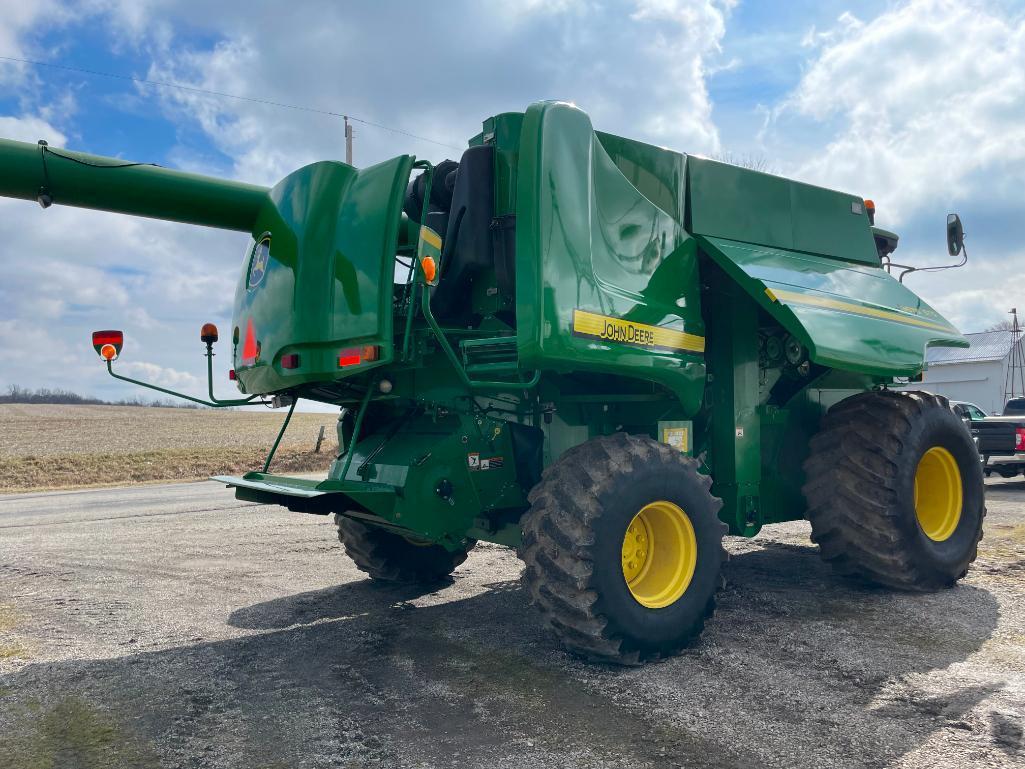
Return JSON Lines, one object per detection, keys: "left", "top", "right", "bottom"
{"left": 947, "top": 213, "right": 964, "bottom": 256}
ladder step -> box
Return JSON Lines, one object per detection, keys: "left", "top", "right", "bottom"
{"left": 465, "top": 361, "right": 520, "bottom": 376}
{"left": 460, "top": 336, "right": 518, "bottom": 371}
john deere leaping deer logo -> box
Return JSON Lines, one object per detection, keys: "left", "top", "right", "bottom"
{"left": 248, "top": 236, "right": 271, "bottom": 290}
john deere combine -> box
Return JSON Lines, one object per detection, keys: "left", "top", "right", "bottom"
{"left": 0, "top": 101, "right": 984, "bottom": 663}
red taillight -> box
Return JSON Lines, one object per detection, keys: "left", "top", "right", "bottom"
{"left": 228, "top": 369, "right": 237, "bottom": 381}
{"left": 1015, "top": 427, "right": 1025, "bottom": 452}
{"left": 281, "top": 353, "right": 300, "bottom": 370}
{"left": 338, "top": 345, "right": 379, "bottom": 368}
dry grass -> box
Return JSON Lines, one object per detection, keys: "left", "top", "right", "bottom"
{"left": 0, "top": 404, "right": 337, "bottom": 492}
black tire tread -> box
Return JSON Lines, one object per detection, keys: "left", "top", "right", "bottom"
{"left": 802, "top": 390, "right": 985, "bottom": 590}
{"left": 335, "top": 515, "right": 472, "bottom": 583}
{"left": 520, "top": 432, "right": 726, "bottom": 664}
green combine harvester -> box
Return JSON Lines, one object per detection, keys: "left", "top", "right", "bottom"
{"left": 0, "top": 101, "right": 984, "bottom": 663}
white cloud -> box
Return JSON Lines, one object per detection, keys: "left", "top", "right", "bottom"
{"left": 122, "top": 0, "right": 733, "bottom": 183}
{"left": 773, "top": 0, "right": 1025, "bottom": 223}
{"left": 628, "top": 0, "right": 734, "bottom": 152}
{"left": 499, "top": 0, "right": 588, "bottom": 18}
{"left": 0, "top": 115, "right": 67, "bottom": 145}
{"left": 0, "top": 0, "right": 68, "bottom": 59}
{"left": 119, "top": 360, "right": 200, "bottom": 392}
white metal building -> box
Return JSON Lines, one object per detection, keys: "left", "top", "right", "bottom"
{"left": 913, "top": 331, "right": 1025, "bottom": 414}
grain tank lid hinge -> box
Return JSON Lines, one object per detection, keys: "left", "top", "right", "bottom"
{"left": 696, "top": 234, "right": 968, "bottom": 377}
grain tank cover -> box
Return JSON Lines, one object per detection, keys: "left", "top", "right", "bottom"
{"left": 695, "top": 236, "right": 966, "bottom": 377}
{"left": 231, "top": 155, "right": 414, "bottom": 395}
{"left": 687, "top": 156, "right": 879, "bottom": 265}
{"left": 685, "top": 156, "right": 966, "bottom": 376}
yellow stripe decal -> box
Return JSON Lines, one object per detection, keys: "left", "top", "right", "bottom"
{"left": 768, "top": 288, "right": 957, "bottom": 333}
{"left": 572, "top": 309, "right": 705, "bottom": 354}
{"left": 420, "top": 226, "right": 442, "bottom": 250}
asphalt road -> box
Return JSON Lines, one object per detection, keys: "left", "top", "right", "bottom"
{"left": 1, "top": 479, "right": 1024, "bottom": 769}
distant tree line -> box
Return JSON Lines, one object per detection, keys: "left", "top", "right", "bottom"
{"left": 1, "top": 385, "right": 202, "bottom": 409}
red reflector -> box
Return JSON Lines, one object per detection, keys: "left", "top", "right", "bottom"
{"left": 241, "top": 317, "right": 258, "bottom": 363}
{"left": 1016, "top": 427, "right": 1025, "bottom": 452}
{"left": 92, "top": 330, "right": 123, "bottom": 347}
{"left": 228, "top": 369, "right": 237, "bottom": 381}
{"left": 281, "top": 353, "right": 300, "bottom": 369}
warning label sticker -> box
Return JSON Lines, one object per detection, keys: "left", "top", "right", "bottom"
{"left": 662, "top": 427, "right": 689, "bottom": 452}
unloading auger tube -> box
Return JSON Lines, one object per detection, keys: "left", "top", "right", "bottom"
{"left": 0, "top": 137, "right": 268, "bottom": 230}
{"left": 0, "top": 101, "right": 985, "bottom": 664}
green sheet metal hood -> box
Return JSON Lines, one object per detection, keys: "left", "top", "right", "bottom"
{"left": 697, "top": 235, "right": 967, "bottom": 377}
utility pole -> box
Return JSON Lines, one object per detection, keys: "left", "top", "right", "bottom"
{"left": 344, "top": 116, "right": 353, "bottom": 165}
{"left": 1003, "top": 308, "right": 1025, "bottom": 405}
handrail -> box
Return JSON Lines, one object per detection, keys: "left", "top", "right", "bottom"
{"left": 262, "top": 397, "right": 297, "bottom": 472}
{"left": 401, "top": 159, "right": 434, "bottom": 362}
{"left": 418, "top": 286, "right": 539, "bottom": 392}
{"left": 398, "top": 159, "right": 540, "bottom": 392}
{"left": 338, "top": 379, "right": 377, "bottom": 481}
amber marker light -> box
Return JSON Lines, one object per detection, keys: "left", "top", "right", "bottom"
{"left": 200, "top": 323, "right": 219, "bottom": 345}
{"left": 100, "top": 344, "right": 118, "bottom": 361}
{"left": 421, "top": 255, "right": 437, "bottom": 283}
{"left": 864, "top": 199, "right": 876, "bottom": 225}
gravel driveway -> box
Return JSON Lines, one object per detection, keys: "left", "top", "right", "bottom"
{"left": 1, "top": 478, "right": 1023, "bottom": 768}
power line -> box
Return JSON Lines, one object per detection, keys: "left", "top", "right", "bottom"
{"left": 0, "top": 54, "right": 464, "bottom": 152}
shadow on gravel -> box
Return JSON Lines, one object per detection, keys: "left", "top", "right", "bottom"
{"left": 2, "top": 579, "right": 750, "bottom": 769}
{"left": 0, "top": 540, "right": 1007, "bottom": 769}
{"left": 714, "top": 539, "right": 1006, "bottom": 760}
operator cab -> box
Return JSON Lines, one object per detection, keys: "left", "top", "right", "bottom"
{"left": 402, "top": 145, "right": 515, "bottom": 327}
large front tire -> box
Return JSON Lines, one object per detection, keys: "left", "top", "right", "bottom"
{"left": 803, "top": 390, "right": 985, "bottom": 590}
{"left": 335, "top": 515, "right": 474, "bottom": 584}
{"left": 520, "top": 433, "right": 727, "bottom": 664}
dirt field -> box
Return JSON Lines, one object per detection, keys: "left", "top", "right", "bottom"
{"left": 0, "top": 404, "right": 337, "bottom": 492}
{"left": 0, "top": 477, "right": 1022, "bottom": 768}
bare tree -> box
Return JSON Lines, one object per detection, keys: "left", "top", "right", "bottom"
{"left": 986, "top": 319, "right": 1017, "bottom": 332}
{"left": 712, "top": 151, "right": 774, "bottom": 174}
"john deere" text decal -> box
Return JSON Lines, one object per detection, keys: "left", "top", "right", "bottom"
{"left": 571, "top": 309, "right": 704, "bottom": 353}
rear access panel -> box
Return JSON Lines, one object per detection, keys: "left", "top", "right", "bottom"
{"left": 231, "top": 155, "right": 413, "bottom": 395}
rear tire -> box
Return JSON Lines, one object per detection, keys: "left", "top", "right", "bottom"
{"left": 335, "top": 514, "right": 474, "bottom": 583}
{"left": 520, "top": 433, "right": 727, "bottom": 664}
{"left": 803, "top": 390, "right": 985, "bottom": 590}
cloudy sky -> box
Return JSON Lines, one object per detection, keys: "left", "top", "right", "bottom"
{"left": 1, "top": 0, "right": 1023, "bottom": 403}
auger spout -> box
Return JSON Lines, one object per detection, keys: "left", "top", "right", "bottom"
{"left": 0, "top": 137, "right": 268, "bottom": 232}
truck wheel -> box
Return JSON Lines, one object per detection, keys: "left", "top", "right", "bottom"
{"left": 803, "top": 390, "right": 985, "bottom": 590}
{"left": 520, "top": 433, "right": 727, "bottom": 664}
{"left": 335, "top": 515, "right": 474, "bottom": 583}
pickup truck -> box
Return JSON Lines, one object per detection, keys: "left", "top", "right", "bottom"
{"left": 950, "top": 399, "right": 1025, "bottom": 478}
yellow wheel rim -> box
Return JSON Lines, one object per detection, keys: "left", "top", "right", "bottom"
{"left": 914, "top": 446, "right": 962, "bottom": 542}
{"left": 621, "top": 500, "right": 697, "bottom": 609}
